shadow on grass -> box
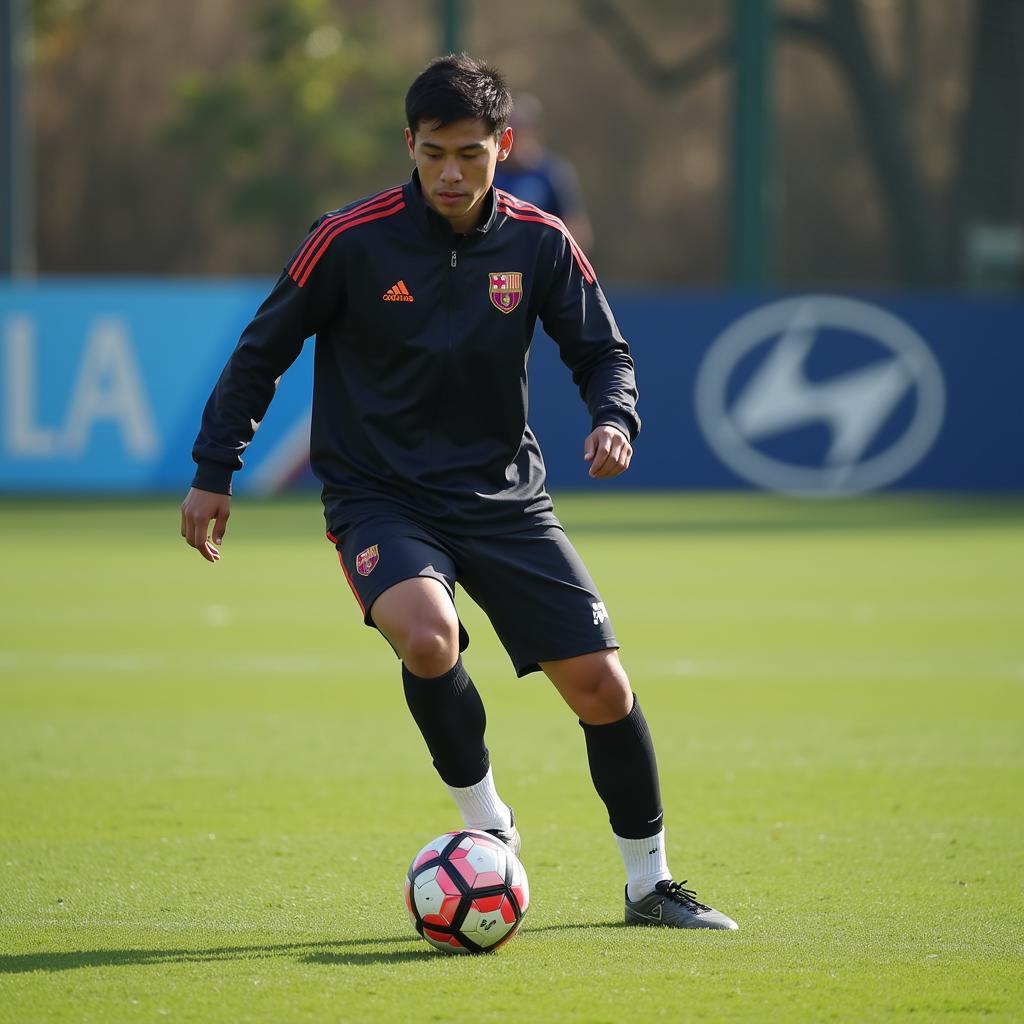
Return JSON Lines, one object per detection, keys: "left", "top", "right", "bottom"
{"left": 0, "top": 937, "right": 422, "bottom": 973}
{"left": 1, "top": 921, "right": 626, "bottom": 973}
{"left": 302, "top": 920, "right": 626, "bottom": 966}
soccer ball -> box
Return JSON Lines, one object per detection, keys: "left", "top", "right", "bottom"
{"left": 405, "top": 829, "right": 529, "bottom": 953}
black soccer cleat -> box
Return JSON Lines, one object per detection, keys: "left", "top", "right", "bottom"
{"left": 624, "top": 879, "right": 738, "bottom": 930}
{"left": 485, "top": 809, "right": 521, "bottom": 858}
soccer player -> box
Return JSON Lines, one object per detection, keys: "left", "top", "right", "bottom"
{"left": 181, "top": 54, "right": 737, "bottom": 931}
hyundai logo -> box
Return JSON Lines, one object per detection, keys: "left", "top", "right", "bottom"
{"left": 695, "top": 296, "right": 946, "bottom": 496}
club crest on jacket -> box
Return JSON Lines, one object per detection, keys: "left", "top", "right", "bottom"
{"left": 489, "top": 272, "right": 523, "bottom": 314}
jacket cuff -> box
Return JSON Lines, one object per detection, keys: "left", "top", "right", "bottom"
{"left": 191, "top": 461, "right": 234, "bottom": 495}
{"left": 594, "top": 412, "right": 636, "bottom": 442}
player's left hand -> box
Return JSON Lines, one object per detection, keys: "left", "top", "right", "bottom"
{"left": 583, "top": 425, "right": 632, "bottom": 479}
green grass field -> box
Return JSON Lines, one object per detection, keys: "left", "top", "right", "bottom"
{"left": 1, "top": 493, "right": 1022, "bottom": 1023}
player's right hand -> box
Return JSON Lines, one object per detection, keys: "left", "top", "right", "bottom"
{"left": 180, "top": 487, "right": 231, "bottom": 563}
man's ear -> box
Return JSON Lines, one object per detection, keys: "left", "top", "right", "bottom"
{"left": 497, "top": 126, "right": 514, "bottom": 162}
{"left": 405, "top": 127, "right": 416, "bottom": 160}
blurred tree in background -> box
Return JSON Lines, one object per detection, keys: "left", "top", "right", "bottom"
{"left": 27, "top": 0, "right": 1022, "bottom": 287}
{"left": 165, "top": 0, "right": 408, "bottom": 254}
{"left": 32, "top": 0, "right": 92, "bottom": 40}
{"left": 573, "top": 0, "right": 1022, "bottom": 286}
{"left": 31, "top": 0, "right": 414, "bottom": 274}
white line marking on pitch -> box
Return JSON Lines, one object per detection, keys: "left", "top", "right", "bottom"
{"left": 0, "top": 652, "right": 377, "bottom": 674}
{"left": 655, "top": 658, "right": 1022, "bottom": 680}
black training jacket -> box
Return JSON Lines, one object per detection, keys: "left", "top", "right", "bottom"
{"left": 191, "top": 171, "right": 640, "bottom": 534}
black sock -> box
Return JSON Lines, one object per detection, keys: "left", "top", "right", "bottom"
{"left": 402, "top": 657, "right": 489, "bottom": 788}
{"left": 579, "top": 695, "right": 664, "bottom": 839}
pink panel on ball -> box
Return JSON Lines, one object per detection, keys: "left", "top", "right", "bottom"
{"left": 412, "top": 832, "right": 462, "bottom": 869}
{"left": 423, "top": 896, "right": 462, "bottom": 926}
{"left": 412, "top": 852, "right": 433, "bottom": 871}
{"left": 452, "top": 857, "right": 478, "bottom": 887}
{"left": 473, "top": 871, "right": 505, "bottom": 888}
{"left": 440, "top": 894, "right": 462, "bottom": 924}
{"left": 470, "top": 893, "right": 503, "bottom": 914}
{"left": 435, "top": 865, "right": 462, "bottom": 896}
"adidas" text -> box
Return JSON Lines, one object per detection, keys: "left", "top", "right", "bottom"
{"left": 383, "top": 280, "right": 414, "bottom": 302}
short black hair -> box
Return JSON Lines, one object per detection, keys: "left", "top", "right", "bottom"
{"left": 405, "top": 54, "right": 513, "bottom": 139}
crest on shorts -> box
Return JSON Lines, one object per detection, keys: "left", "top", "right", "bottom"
{"left": 355, "top": 544, "right": 379, "bottom": 576}
{"left": 489, "top": 272, "right": 523, "bottom": 314}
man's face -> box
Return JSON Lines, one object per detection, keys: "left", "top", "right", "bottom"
{"left": 406, "top": 117, "right": 513, "bottom": 233}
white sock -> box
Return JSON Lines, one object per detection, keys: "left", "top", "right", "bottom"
{"left": 445, "top": 767, "right": 512, "bottom": 832}
{"left": 616, "top": 828, "right": 672, "bottom": 902}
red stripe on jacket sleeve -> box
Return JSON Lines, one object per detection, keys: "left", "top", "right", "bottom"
{"left": 288, "top": 187, "right": 404, "bottom": 283}
{"left": 496, "top": 200, "right": 596, "bottom": 285}
{"left": 290, "top": 200, "right": 406, "bottom": 288}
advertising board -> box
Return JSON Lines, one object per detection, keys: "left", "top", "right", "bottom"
{"left": 1, "top": 283, "right": 1020, "bottom": 494}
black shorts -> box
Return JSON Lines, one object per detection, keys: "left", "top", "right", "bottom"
{"left": 327, "top": 514, "right": 618, "bottom": 677}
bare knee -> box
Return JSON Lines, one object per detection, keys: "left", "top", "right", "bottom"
{"left": 571, "top": 673, "right": 632, "bottom": 724}
{"left": 542, "top": 650, "right": 633, "bottom": 725}
{"left": 370, "top": 577, "right": 460, "bottom": 677}
{"left": 400, "top": 621, "right": 460, "bottom": 677}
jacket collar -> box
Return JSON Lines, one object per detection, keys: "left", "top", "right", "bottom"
{"left": 404, "top": 170, "right": 498, "bottom": 242}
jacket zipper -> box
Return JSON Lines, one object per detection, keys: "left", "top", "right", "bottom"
{"left": 432, "top": 243, "right": 459, "bottom": 471}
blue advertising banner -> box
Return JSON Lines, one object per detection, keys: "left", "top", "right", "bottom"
{"left": 0, "top": 282, "right": 1021, "bottom": 495}
{"left": 0, "top": 281, "right": 310, "bottom": 494}
{"left": 532, "top": 292, "right": 1024, "bottom": 495}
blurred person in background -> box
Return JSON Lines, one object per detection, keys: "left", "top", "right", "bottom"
{"left": 493, "top": 91, "right": 594, "bottom": 251}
